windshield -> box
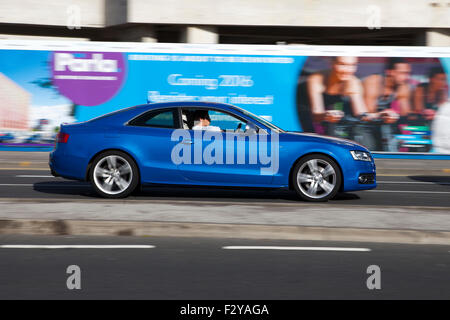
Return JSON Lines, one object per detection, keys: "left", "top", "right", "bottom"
{"left": 238, "top": 108, "right": 285, "bottom": 132}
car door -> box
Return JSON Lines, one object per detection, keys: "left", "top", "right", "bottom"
{"left": 176, "top": 108, "right": 274, "bottom": 186}
{"left": 124, "top": 107, "right": 185, "bottom": 184}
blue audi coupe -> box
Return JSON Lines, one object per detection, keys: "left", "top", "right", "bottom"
{"left": 49, "top": 101, "right": 376, "bottom": 201}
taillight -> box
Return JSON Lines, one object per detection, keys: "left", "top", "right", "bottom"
{"left": 56, "top": 132, "right": 69, "bottom": 143}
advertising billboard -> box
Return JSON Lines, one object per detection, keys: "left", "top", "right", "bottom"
{"left": 0, "top": 40, "right": 449, "bottom": 153}
{"left": 0, "top": 72, "right": 30, "bottom": 131}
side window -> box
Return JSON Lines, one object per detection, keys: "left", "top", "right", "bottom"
{"left": 181, "top": 108, "right": 247, "bottom": 131}
{"left": 128, "top": 109, "right": 179, "bottom": 128}
{"left": 208, "top": 110, "right": 247, "bottom": 131}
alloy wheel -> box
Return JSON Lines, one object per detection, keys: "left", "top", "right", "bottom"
{"left": 93, "top": 155, "right": 133, "bottom": 195}
{"left": 296, "top": 158, "right": 337, "bottom": 199}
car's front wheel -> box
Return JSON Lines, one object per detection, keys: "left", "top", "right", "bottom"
{"left": 292, "top": 154, "right": 341, "bottom": 202}
{"left": 90, "top": 151, "right": 139, "bottom": 198}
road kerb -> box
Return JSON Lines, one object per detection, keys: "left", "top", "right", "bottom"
{"left": 1, "top": 219, "right": 450, "bottom": 245}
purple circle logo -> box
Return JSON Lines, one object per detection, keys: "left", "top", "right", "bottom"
{"left": 51, "top": 52, "right": 126, "bottom": 106}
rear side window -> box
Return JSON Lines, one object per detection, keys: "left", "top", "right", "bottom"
{"left": 128, "top": 108, "right": 179, "bottom": 128}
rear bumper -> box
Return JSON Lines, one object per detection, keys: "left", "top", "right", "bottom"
{"left": 49, "top": 152, "right": 62, "bottom": 178}
{"left": 49, "top": 150, "right": 86, "bottom": 181}
{"left": 50, "top": 168, "right": 60, "bottom": 177}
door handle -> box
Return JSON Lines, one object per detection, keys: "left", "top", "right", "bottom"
{"left": 181, "top": 140, "right": 193, "bottom": 144}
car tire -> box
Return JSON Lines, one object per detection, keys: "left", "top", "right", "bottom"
{"left": 292, "top": 154, "right": 341, "bottom": 202}
{"left": 90, "top": 150, "right": 139, "bottom": 198}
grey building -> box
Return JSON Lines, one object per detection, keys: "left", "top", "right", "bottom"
{"left": 0, "top": 0, "right": 449, "bottom": 45}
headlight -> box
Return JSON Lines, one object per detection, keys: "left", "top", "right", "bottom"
{"left": 350, "top": 150, "right": 372, "bottom": 161}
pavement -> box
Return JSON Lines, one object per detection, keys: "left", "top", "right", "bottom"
{"left": 0, "top": 151, "right": 449, "bottom": 244}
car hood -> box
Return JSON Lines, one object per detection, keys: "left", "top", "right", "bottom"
{"left": 284, "top": 131, "right": 368, "bottom": 150}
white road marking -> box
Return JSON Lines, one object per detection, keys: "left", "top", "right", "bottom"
{"left": 9, "top": 178, "right": 447, "bottom": 184}
{"left": 0, "top": 184, "right": 87, "bottom": 187}
{"left": 15, "top": 161, "right": 49, "bottom": 164}
{"left": 0, "top": 168, "right": 50, "bottom": 171}
{"left": 222, "top": 246, "right": 371, "bottom": 252}
{"left": 378, "top": 173, "right": 450, "bottom": 177}
{"left": 0, "top": 183, "right": 448, "bottom": 195}
{"left": 0, "top": 245, "right": 155, "bottom": 249}
{"left": 15, "top": 175, "right": 54, "bottom": 178}
{"left": 378, "top": 181, "right": 450, "bottom": 185}
{"left": 367, "top": 190, "right": 450, "bottom": 194}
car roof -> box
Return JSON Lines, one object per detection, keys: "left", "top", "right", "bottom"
{"left": 137, "top": 101, "right": 243, "bottom": 113}
{"left": 89, "top": 101, "right": 246, "bottom": 125}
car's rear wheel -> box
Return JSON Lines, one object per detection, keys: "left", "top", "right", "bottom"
{"left": 292, "top": 154, "right": 341, "bottom": 202}
{"left": 90, "top": 151, "right": 139, "bottom": 198}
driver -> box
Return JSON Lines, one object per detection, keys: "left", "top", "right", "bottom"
{"left": 192, "top": 110, "right": 221, "bottom": 131}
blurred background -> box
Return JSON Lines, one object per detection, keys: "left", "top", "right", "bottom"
{"left": 0, "top": 0, "right": 450, "bottom": 152}
{"left": 0, "top": 0, "right": 449, "bottom": 45}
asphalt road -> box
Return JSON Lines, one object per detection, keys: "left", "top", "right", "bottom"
{"left": 0, "top": 234, "right": 449, "bottom": 299}
{"left": 0, "top": 168, "right": 449, "bottom": 207}
{"left": 1, "top": 153, "right": 449, "bottom": 300}
{"left": 0, "top": 151, "right": 449, "bottom": 207}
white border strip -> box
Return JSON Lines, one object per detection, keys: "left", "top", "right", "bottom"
{"left": 1, "top": 40, "right": 450, "bottom": 57}
{"left": 15, "top": 175, "right": 54, "bottom": 178}
{"left": 222, "top": 246, "right": 371, "bottom": 252}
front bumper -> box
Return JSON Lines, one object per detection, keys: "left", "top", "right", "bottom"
{"left": 341, "top": 159, "right": 377, "bottom": 192}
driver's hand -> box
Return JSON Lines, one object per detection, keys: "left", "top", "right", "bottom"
{"left": 379, "top": 109, "right": 399, "bottom": 124}
{"left": 422, "top": 109, "right": 435, "bottom": 121}
{"left": 360, "top": 113, "right": 378, "bottom": 122}
{"left": 324, "top": 110, "right": 344, "bottom": 123}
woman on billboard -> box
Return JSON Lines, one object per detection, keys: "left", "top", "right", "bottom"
{"left": 362, "top": 57, "right": 412, "bottom": 151}
{"left": 413, "top": 66, "right": 448, "bottom": 122}
{"left": 297, "top": 56, "right": 372, "bottom": 147}
{"left": 363, "top": 58, "right": 412, "bottom": 119}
